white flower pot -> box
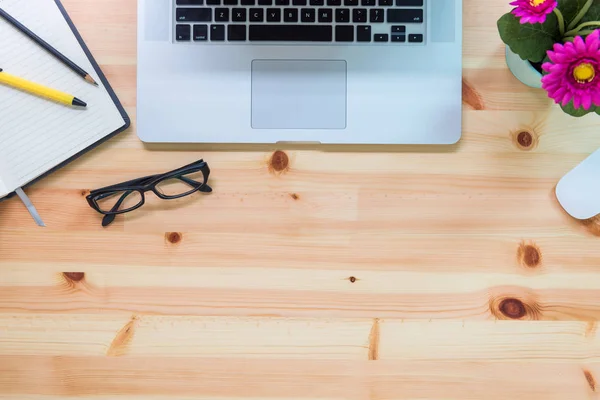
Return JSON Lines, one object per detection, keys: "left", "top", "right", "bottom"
{"left": 505, "top": 46, "right": 543, "bottom": 89}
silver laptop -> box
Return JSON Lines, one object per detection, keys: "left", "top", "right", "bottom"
{"left": 137, "top": 0, "right": 462, "bottom": 144}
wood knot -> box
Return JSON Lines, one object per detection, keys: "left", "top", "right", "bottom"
{"left": 462, "top": 79, "right": 485, "bottom": 110}
{"left": 499, "top": 298, "right": 526, "bottom": 319}
{"left": 586, "top": 321, "right": 598, "bottom": 338}
{"left": 269, "top": 150, "right": 289, "bottom": 173}
{"left": 368, "top": 318, "right": 380, "bottom": 361}
{"left": 107, "top": 315, "right": 138, "bottom": 357}
{"left": 63, "top": 272, "right": 85, "bottom": 282}
{"left": 517, "top": 131, "right": 533, "bottom": 147}
{"left": 584, "top": 370, "right": 596, "bottom": 392}
{"left": 488, "top": 290, "right": 543, "bottom": 320}
{"left": 517, "top": 241, "right": 542, "bottom": 268}
{"left": 80, "top": 189, "right": 90, "bottom": 197}
{"left": 289, "top": 193, "right": 299, "bottom": 200}
{"left": 512, "top": 129, "right": 538, "bottom": 151}
{"left": 581, "top": 216, "right": 600, "bottom": 237}
{"left": 349, "top": 276, "right": 357, "bottom": 283}
{"left": 165, "top": 232, "right": 182, "bottom": 244}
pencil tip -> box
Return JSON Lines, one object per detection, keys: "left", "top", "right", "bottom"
{"left": 72, "top": 97, "right": 87, "bottom": 107}
{"left": 85, "top": 74, "right": 98, "bottom": 86}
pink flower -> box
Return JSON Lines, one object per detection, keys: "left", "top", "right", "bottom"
{"left": 541, "top": 30, "right": 600, "bottom": 111}
{"left": 510, "top": 0, "right": 557, "bottom": 24}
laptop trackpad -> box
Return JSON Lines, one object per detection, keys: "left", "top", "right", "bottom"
{"left": 251, "top": 60, "right": 347, "bottom": 129}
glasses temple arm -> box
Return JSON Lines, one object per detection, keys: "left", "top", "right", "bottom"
{"left": 102, "top": 190, "right": 134, "bottom": 227}
{"left": 178, "top": 176, "right": 212, "bottom": 193}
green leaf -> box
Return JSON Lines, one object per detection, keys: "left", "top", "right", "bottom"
{"left": 497, "top": 12, "right": 560, "bottom": 62}
{"left": 558, "top": 0, "right": 590, "bottom": 27}
{"left": 580, "top": 0, "right": 600, "bottom": 23}
{"left": 560, "top": 101, "right": 596, "bottom": 117}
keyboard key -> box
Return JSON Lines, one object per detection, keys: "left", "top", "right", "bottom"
{"left": 228, "top": 24, "right": 247, "bottom": 40}
{"left": 193, "top": 24, "right": 208, "bottom": 40}
{"left": 177, "top": 0, "right": 203, "bottom": 4}
{"left": 259, "top": 0, "right": 273, "bottom": 4}
{"left": 318, "top": 8, "right": 332, "bottom": 22}
{"left": 391, "top": 34, "right": 405, "bottom": 42}
{"left": 344, "top": 0, "right": 358, "bottom": 5}
{"left": 396, "top": 0, "right": 422, "bottom": 5}
{"left": 379, "top": 0, "right": 392, "bottom": 4}
{"left": 206, "top": 0, "right": 220, "bottom": 5}
{"left": 356, "top": 25, "right": 371, "bottom": 41}
{"left": 361, "top": 0, "right": 376, "bottom": 5}
{"left": 267, "top": 8, "right": 281, "bottom": 21}
{"left": 310, "top": 0, "right": 325, "bottom": 5}
{"left": 210, "top": 24, "right": 225, "bottom": 40}
{"left": 374, "top": 33, "right": 388, "bottom": 41}
{"left": 369, "top": 8, "right": 383, "bottom": 22}
{"left": 335, "top": 25, "right": 354, "bottom": 41}
{"left": 176, "top": 24, "right": 191, "bottom": 41}
{"left": 176, "top": 8, "right": 212, "bottom": 22}
{"left": 301, "top": 8, "right": 316, "bottom": 22}
{"left": 335, "top": 8, "right": 350, "bottom": 22}
{"left": 391, "top": 25, "right": 405, "bottom": 33}
{"left": 387, "top": 8, "right": 423, "bottom": 22}
{"left": 409, "top": 33, "right": 423, "bottom": 42}
{"left": 224, "top": 0, "right": 238, "bottom": 4}
{"left": 353, "top": 8, "right": 367, "bottom": 22}
{"left": 327, "top": 0, "right": 341, "bottom": 6}
{"left": 242, "top": 0, "right": 255, "bottom": 4}
{"left": 250, "top": 8, "right": 264, "bottom": 21}
{"left": 249, "top": 25, "right": 332, "bottom": 41}
{"left": 284, "top": 8, "right": 298, "bottom": 21}
{"left": 276, "top": 0, "right": 290, "bottom": 5}
{"left": 294, "top": 0, "right": 308, "bottom": 4}
{"left": 232, "top": 8, "right": 247, "bottom": 21}
{"left": 215, "top": 8, "right": 229, "bottom": 21}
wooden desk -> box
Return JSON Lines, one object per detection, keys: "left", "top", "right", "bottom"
{"left": 2, "top": 0, "right": 600, "bottom": 398}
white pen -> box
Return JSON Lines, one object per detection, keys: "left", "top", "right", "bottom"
{"left": 15, "top": 187, "right": 45, "bottom": 227}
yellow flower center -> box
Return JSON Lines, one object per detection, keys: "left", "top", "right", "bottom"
{"left": 529, "top": 0, "right": 546, "bottom": 6}
{"left": 573, "top": 63, "right": 596, "bottom": 84}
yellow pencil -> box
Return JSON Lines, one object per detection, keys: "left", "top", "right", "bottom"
{"left": 0, "top": 68, "right": 86, "bottom": 107}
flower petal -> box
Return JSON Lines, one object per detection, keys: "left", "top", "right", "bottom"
{"left": 574, "top": 36, "right": 586, "bottom": 53}
{"left": 586, "top": 30, "right": 600, "bottom": 53}
{"left": 592, "top": 92, "right": 600, "bottom": 107}
{"left": 553, "top": 87, "right": 567, "bottom": 101}
{"left": 581, "top": 93, "right": 592, "bottom": 110}
{"left": 564, "top": 42, "right": 577, "bottom": 56}
{"left": 542, "top": 62, "right": 554, "bottom": 72}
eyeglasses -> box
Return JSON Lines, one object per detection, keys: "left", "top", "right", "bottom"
{"left": 86, "top": 159, "right": 212, "bottom": 227}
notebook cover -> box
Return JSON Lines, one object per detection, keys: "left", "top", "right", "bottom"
{"left": 1, "top": 0, "right": 130, "bottom": 201}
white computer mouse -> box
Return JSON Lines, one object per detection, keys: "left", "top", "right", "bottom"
{"left": 556, "top": 148, "right": 600, "bottom": 220}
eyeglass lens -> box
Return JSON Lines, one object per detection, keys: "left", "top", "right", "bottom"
{"left": 155, "top": 169, "right": 205, "bottom": 198}
{"left": 96, "top": 190, "right": 143, "bottom": 213}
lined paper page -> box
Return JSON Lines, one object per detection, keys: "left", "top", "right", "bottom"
{"left": 0, "top": 155, "right": 16, "bottom": 197}
{"left": 0, "top": 0, "right": 125, "bottom": 197}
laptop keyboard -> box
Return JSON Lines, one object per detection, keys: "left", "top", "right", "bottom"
{"left": 174, "top": 0, "right": 425, "bottom": 43}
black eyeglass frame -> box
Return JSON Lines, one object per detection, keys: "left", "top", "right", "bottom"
{"left": 86, "top": 159, "right": 212, "bottom": 217}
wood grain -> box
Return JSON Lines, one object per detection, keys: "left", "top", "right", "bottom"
{"left": 2, "top": 0, "right": 600, "bottom": 398}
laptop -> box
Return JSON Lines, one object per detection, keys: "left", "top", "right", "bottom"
{"left": 137, "top": 0, "right": 462, "bottom": 144}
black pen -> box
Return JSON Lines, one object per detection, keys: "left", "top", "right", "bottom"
{"left": 0, "top": 7, "right": 98, "bottom": 86}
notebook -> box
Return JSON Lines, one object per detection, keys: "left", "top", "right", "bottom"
{"left": 0, "top": 0, "right": 130, "bottom": 199}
